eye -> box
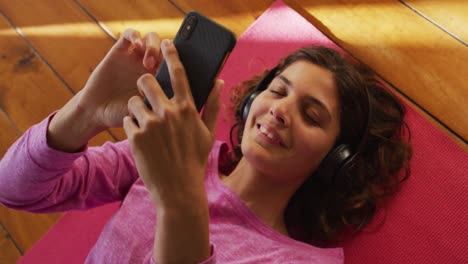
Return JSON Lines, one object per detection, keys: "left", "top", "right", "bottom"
{"left": 303, "top": 109, "right": 320, "bottom": 126}
{"left": 270, "top": 90, "right": 283, "bottom": 96}
{"left": 268, "top": 86, "right": 285, "bottom": 97}
{"left": 305, "top": 115, "right": 319, "bottom": 125}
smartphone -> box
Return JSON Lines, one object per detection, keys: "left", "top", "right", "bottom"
{"left": 143, "top": 11, "right": 236, "bottom": 112}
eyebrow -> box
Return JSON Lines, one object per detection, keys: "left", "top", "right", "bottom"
{"left": 278, "top": 75, "right": 332, "bottom": 121}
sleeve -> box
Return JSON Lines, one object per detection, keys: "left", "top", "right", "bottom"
{"left": 198, "top": 244, "right": 217, "bottom": 264}
{"left": 0, "top": 111, "right": 139, "bottom": 213}
{"left": 150, "top": 243, "right": 217, "bottom": 264}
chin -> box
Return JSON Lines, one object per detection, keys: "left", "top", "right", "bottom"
{"left": 242, "top": 140, "right": 283, "bottom": 173}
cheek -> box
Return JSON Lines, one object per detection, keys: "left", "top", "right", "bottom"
{"left": 249, "top": 95, "right": 269, "bottom": 116}
{"left": 292, "top": 129, "right": 334, "bottom": 171}
{"left": 243, "top": 96, "right": 269, "bottom": 132}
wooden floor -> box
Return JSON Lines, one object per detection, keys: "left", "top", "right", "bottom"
{"left": 0, "top": 0, "right": 466, "bottom": 262}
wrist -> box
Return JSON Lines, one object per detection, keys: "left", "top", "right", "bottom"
{"left": 155, "top": 185, "right": 208, "bottom": 211}
{"left": 154, "top": 193, "right": 210, "bottom": 263}
{"left": 147, "top": 167, "right": 208, "bottom": 207}
{"left": 47, "top": 93, "right": 105, "bottom": 152}
{"left": 157, "top": 197, "right": 209, "bottom": 223}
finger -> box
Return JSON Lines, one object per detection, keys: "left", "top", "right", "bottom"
{"left": 120, "top": 28, "right": 144, "bottom": 52}
{"left": 143, "top": 32, "right": 162, "bottom": 70}
{"left": 202, "top": 79, "right": 224, "bottom": 135}
{"left": 160, "top": 39, "right": 192, "bottom": 104}
{"left": 127, "top": 95, "right": 153, "bottom": 127}
{"left": 123, "top": 115, "right": 139, "bottom": 139}
{"left": 137, "top": 73, "right": 170, "bottom": 114}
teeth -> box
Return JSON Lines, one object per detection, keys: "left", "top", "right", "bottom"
{"left": 259, "top": 125, "right": 276, "bottom": 140}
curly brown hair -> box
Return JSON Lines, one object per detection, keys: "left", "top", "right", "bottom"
{"left": 222, "top": 46, "right": 413, "bottom": 247}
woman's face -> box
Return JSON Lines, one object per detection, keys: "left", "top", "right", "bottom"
{"left": 241, "top": 60, "right": 341, "bottom": 183}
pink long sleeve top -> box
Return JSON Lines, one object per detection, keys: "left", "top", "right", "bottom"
{"left": 0, "top": 112, "right": 344, "bottom": 263}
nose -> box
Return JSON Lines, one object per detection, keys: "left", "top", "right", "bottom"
{"left": 269, "top": 101, "right": 290, "bottom": 126}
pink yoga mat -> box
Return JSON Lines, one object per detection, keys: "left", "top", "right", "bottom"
{"left": 20, "top": 1, "right": 468, "bottom": 263}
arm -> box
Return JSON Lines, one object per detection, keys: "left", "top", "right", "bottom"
{"left": 0, "top": 27, "right": 166, "bottom": 212}
{"left": 0, "top": 96, "right": 138, "bottom": 212}
{"left": 46, "top": 89, "right": 105, "bottom": 153}
{"left": 153, "top": 188, "right": 212, "bottom": 264}
{"left": 120, "top": 39, "right": 223, "bottom": 264}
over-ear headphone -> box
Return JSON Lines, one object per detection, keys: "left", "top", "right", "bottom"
{"left": 240, "top": 66, "right": 280, "bottom": 123}
{"left": 238, "top": 66, "right": 371, "bottom": 187}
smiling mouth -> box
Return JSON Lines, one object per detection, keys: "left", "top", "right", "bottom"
{"left": 256, "top": 124, "right": 285, "bottom": 147}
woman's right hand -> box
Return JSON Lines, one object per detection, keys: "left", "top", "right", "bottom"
{"left": 78, "top": 28, "right": 162, "bottom": 129}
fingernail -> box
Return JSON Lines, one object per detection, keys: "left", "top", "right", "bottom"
{"left": 135, "top": 39, "right": 143, "bottom": 48}
{"left": 217, "top": 80, "right": 225, "bottom": 92}
{"left": 162, "top": 39, "right": 171, "bottom": 48}
{"left": 147, "top": 56, "right": 156, "bottom": 68}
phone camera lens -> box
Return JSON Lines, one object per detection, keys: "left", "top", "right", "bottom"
{"left": 188, "top": 16, "right": 196, "bottom": 24}
{"left": 180, "top": 15, "right": 197, "bottom": 40}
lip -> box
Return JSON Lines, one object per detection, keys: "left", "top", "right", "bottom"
{"left": 256, "top": 122, "right": 286, "bottom": 147}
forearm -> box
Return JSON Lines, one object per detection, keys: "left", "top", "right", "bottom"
{"left": 0, "top": 107, "right": 137, "bottom": 212}
{"left": 47, "top": 91, "right": 105, "bottom": 153}
{"left": 154, "top": 191, "right": 210, "bottom": 264}
{"left": 0, "top": 112, "right": 84, "bottom": 209}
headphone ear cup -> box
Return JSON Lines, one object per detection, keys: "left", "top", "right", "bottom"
{"left": 316, "top": 144, "right": 353, "bottom": 185}
{"left": 240, "top": 91, "right": 261, "bottom": 122}
{"left": 239, "top": 66, "right": 280, "bottom": 123}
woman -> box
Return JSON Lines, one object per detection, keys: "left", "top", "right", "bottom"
{"left": 0, "top": 29, "right": 411, "bottom": 263}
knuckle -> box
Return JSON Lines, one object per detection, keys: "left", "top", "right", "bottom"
{"left": 130, "top": 131, "right": 144, "bottom": 144}
{"left": 178, "top": 100, "right": 193, "bottom": 114}
{"left": 179, "top": 100, "right": 190, "bottom": 110}
{"left": 159, "top": 108, "right": 172, "bottom": 122}
{"left": 171, "top": 62, "right": 185, "bottom": 75}
{"left": 137, "top": 73, "right": 153, "bottom": 87}
{"left": 166, "top": 45, "right": 178, "bottom": 56}
{"left": 147, "top": 115, "right": 161, "bottom": 125}
{"left": 128, "top": 96, "right": 140, "bottom": 107}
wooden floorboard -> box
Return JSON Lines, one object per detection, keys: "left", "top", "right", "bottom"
{"left": 0, "top": 225, "right": 21, "bottom": 264}
{"left": 0, "top": 2, "right": 117, "bottom": 260}
{"left": 0, "top": 206, "right": 62, "bottom": 259}
{"left": 171, "top": 0, "right": 275, "bottom": 37}
{"left": 0, "top": 12, "right": 114, "bottom": 143}
{"left": 0, "top": 0, "right": 126, "bottom": 140}
{"left": 0, "top": 110, "right": 20, "bottom": 158}
{"left": 403, "top": 0, "right": 467, "bottom": 43}
{"left": 286, "top": 0, "right": 468, "bottom": 143}
{"left": 77, "top": 0, "right": 184, "bottom": 39}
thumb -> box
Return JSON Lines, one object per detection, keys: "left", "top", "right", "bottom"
{"left": 202, "top": 79, "right": 224, "bottom": 135}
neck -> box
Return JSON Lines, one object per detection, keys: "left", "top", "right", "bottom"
{"left": 221, "top": 158, "right": 301, "bottom": 236}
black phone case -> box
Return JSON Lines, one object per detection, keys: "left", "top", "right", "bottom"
{"left": 145, "top": 11, "right": 236, "bottom": 112}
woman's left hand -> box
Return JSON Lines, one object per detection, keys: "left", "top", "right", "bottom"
{"left": 123, "top": 39, "right": 224, "bottom": 207}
